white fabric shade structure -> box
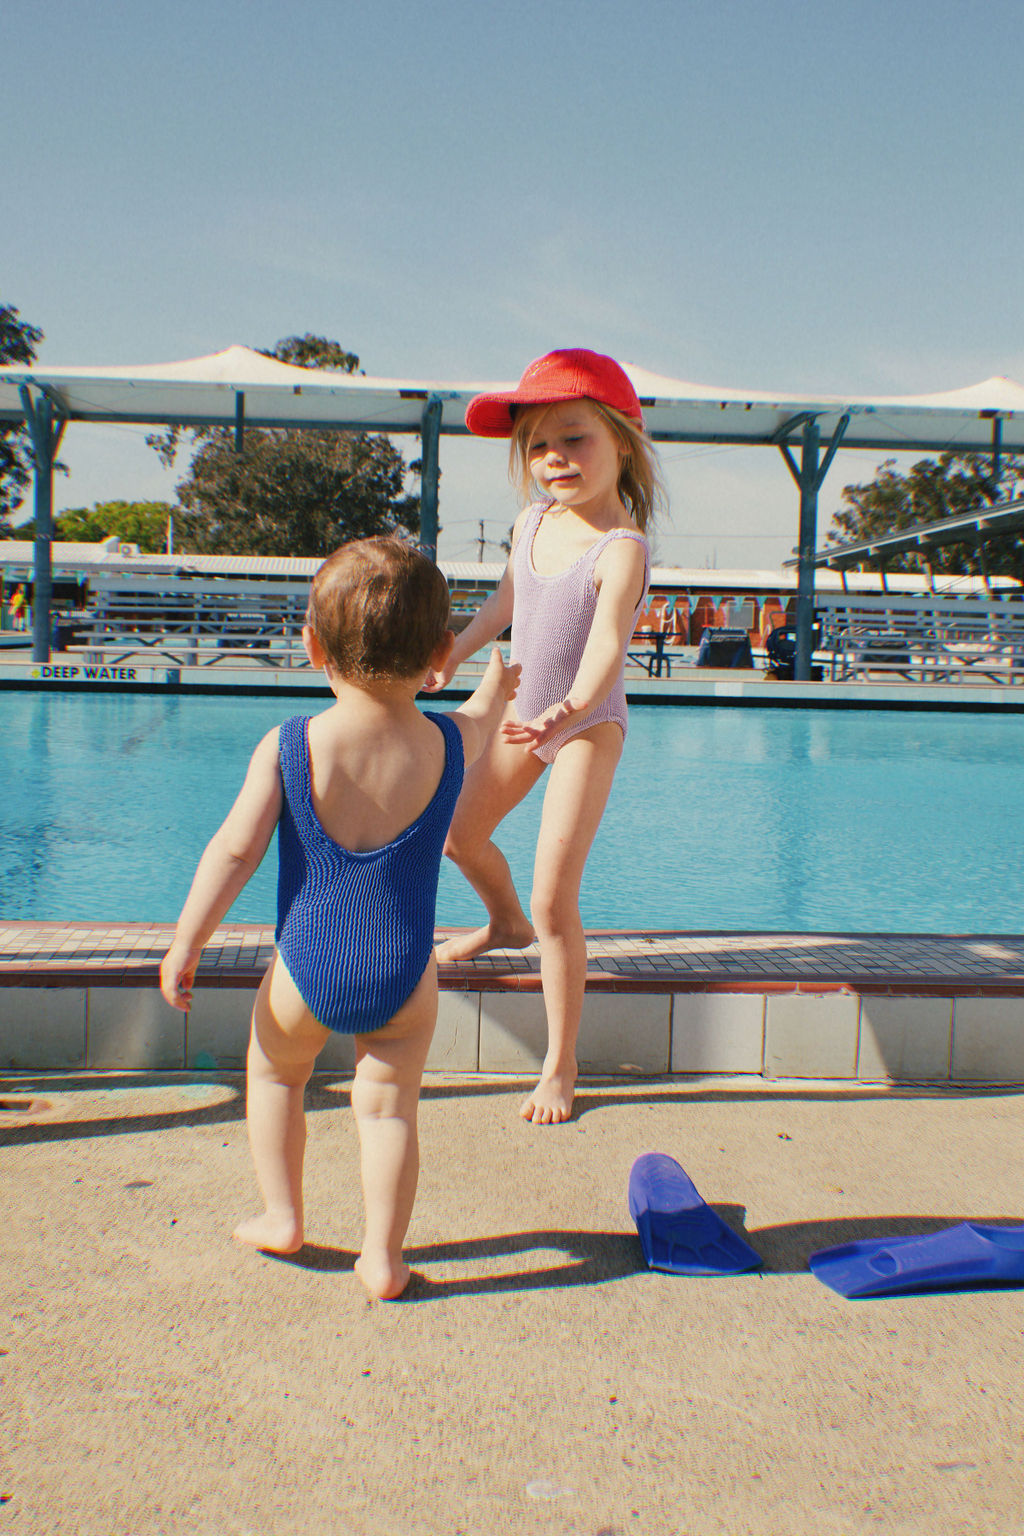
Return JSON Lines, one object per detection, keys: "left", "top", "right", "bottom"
{"left": 3, "top": 344, "right": 1024, "bottom": 668}
{"left": 3, "top": 342, "right": 1024, "bottom": 445}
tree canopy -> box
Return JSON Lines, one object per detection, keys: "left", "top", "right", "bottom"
{"left": 53, "top": 501, "right": 174, "bottom": 552}
{"left": 0, "top": 303, "right": 45, "bottom": 533}
{"left": 148, "top": 335, "right": 420, "bottom": 556}
{"left": 827, "top": 451, "right": 1024, "bottom": 583}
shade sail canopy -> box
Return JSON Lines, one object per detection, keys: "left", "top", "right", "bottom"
{"left": 2, "top": 344, "right": 1024, "bottom": 452}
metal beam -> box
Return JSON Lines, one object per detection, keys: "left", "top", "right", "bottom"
{"left": 800, "top": 494, "right": 1024, "bottom": 569}
{"left": 419, "top": 395, "right": 442, "bottom": 562}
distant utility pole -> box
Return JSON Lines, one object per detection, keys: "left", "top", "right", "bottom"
{"left": 475, "top": 521, "right": 509, "bottom": 562}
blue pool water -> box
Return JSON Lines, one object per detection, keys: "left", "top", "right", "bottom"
{"left": 3, "top": 690, "right": 1024, "bottom": 933}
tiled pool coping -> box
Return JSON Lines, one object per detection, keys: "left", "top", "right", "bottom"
{"left": 2, "top": 921, "right": 1023, "bottom": 1083}
{"left": 6, "top": 921, "right": 1024, "bottom": 991}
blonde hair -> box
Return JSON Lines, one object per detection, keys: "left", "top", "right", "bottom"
{"left": 306, "top": 537, "right": 450, "bottom": 680}
{"left": 508, "top": 400, "right": 664, "bottom": 533}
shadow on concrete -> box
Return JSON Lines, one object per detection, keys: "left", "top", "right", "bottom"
{"left": 0, "top": 1071, "right": 245, "bottom": 1146}
{"left": 566, "top": 1081, "right": 1024, "bottom": 1114}
{"left": 750, "top": 1211, "right": 1024, "bottom": 1273}
{"left": 3, "top": 1070, "right": 1021, "bottom": 1148}
{"left": 275, "top": 1227, "right": 647, "bottom": 1297}
{"left": 261, "top": 1208, "right": 1024, "bottom": 1299}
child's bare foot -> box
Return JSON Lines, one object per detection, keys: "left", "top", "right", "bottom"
{"left": 520, "top": 1064, "right": 577, "bottom": 1125}
{"left": 233, "top": 1211, "right": 304, "bottom": 1255}
{"left": 435, "top": 917, "right": 535, "bottom": 965}
{"left": 355, "top": 1251, "right": 411, "bottom": 1301}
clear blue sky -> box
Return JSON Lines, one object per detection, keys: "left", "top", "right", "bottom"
{"left": 6, "top": 0, "right": 1022, "bottom": 567}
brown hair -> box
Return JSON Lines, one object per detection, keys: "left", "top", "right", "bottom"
{"left": 508, "top": 400, "right": 664, "bottom": 533}
{"left": 306, "top": 537, "right": 450, "bottom": 680}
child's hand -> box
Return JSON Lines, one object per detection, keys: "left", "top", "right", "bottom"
{"left": 501, "top": 696, "right": 578, "bottom": 752}
{"left": 450, "top": 649, "right": 522, "bottom": 766}
{"left": 422, "top": 657, "right": 457, "bottom": 693}
{"left": 483, "top": 645, "right": 521, "bottom": 701}
{"left": 160, "top": 941, "right": 200, "bottom": 1011}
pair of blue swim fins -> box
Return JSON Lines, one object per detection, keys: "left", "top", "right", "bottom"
{"left": 628, "top": 1152, "right": 1024, "bottom": 1297}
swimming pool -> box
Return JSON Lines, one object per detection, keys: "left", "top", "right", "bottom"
{"left": 4, "top": 690, "right": 1024, "bottom": 933}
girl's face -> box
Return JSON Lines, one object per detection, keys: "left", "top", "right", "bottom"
{"left": 523, "top": 399, "right": 623, "bottom": 517}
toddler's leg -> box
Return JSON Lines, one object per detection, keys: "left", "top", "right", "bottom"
{"left": 523, "top": 723, "right": 623, "bottom": 1125}
{"left": 234, "top": 958, "right": 329, "bottom": 1254}
{"left": 436, "top": 724, "right": 544, "bottom": 964}
{"left": 351, "top": 960, "right": 438, "bottom": 1300}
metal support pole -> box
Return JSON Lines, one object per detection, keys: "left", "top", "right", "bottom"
{"left": 234, "top": 392, "right": 245, "bottom": 453}
{"left": 420, "top": 394, "right": 442, "bottom": 562}
{"left": 991, "top": 417, "right": 1003, "bottom": 500}
{"left": 19, "top": 385, "right": 64, "bottom": 664}
{"left": 793, "top": 420, "right": 821, "bottom": 681}
{"left": 974, "top": 533, "right": 991, "bottom": 592}
{"left": 778, "top": 412, "right": 850, "bottom": 682}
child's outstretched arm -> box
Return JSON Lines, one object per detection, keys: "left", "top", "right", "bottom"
{"left": 449, "top": 646, "right": 521, "bottom": 766}
{"left": 422, "top": 511, "right": 529, "bottom": 692}
{"left": 502, "top": 537, "right": 648, "bottom": 754}
{"left": 160, "top": 728, "right": 283, "bottom": 1010}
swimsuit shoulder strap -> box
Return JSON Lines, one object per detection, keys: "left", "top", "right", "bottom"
{"left": 278, "top": 715, "right": 316, "bottom": 831}
{"left": 591, "top": 528, "right": 651, "bottom": 610}
{"left": 421, "top": 710, "right": 465, "bottom": 797}
{"left": 514, "top": 502, "right": 547, "bottom": 560}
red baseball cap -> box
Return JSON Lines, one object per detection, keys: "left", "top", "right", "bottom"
{"left": 465, "top": 348, "right": 644, "bottom": 437}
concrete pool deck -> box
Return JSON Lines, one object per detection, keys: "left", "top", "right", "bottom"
{"left": 3, "top": 1070, "right": 1023, "bottom": 1533}
{"left": 4, "top": 927, "right": 1023, "bottom": 1531}
{"left": 2, "top": 921, "right": 1024, "bottom": 1084}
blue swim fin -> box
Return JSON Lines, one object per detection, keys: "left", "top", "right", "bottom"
{"left": 628, "top": 1153, "right": 762, "bottom": 1276}
{"left": 809, "top": 1222, "right": 1024, "bottom": 1298}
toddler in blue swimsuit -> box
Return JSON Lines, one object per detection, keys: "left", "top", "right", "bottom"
{"left": 161, "top": 538, "right": 519, "bottom": 1299}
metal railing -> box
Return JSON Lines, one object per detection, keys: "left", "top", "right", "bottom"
{"left": 65, "top": 577, "right": 312, "bottom": 668}
{"left": 57, "top": 577, "right": 1024, "bottom": 687}
{"left": 816, "top": 594, "right": 1024, "bottom": 683}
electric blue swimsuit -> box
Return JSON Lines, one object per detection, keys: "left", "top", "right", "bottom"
{"left": 275, "top": 712, "right": 464, "bottom": 1034}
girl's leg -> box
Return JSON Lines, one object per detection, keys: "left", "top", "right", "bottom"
{"left": 522, "top": 723, "right": 623, "bottom": 1125}
{"left": 234, "top": 957, "right": 329, "bottom": 1254}
{"left": 436, "top": 720, "right": 546, "bottom": 964}
{"left": 351, "top": 960, "right": 439, "bottom": 1300}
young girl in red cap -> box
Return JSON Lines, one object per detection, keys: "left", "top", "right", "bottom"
{"left": 426, "top": 348, "right": 661, "bottom": 1124}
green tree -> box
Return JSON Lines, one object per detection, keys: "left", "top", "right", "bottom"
{"left": 53, "top": 500, "right": 174, "bottom": 552}
{"left": 827, "top": 451, "right": 1024, "bottom": 582}
{"left": 0, "top": 303, "right": 45, "bottom": 533}
{"left": 272, "top": 335, "right": 359, "bottom": 372}
{"left": 148, "top": 335, "right": 420, "bottom": 556}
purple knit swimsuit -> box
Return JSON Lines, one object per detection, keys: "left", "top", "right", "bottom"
{"left": 510, "top": 502, "right": 651, "bottom": 764}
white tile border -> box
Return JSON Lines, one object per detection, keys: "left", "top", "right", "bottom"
{"left": 952, "top": 997, "right": 1024, "bottom": 1082}
{"left": 671, "top": 992, "right": 765, "bottom": 1074}
{"left": 857, "top": 995, "right": 954, "bottom": 1082}
{"left": 87, "top": 987, "right": 185, "bottom": 1071}
{"left": 0, "top": 987, "right": 87, "bottom": 1069}
{"left": 764, "top": 992, "right": 860, "bottom": 1080}
{"left": 1, "top": 983, "right": 1022, "bottom": 1084}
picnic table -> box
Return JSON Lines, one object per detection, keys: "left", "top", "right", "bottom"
{"left": 627, "top": 629, "right": 672, "bottom": 677}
